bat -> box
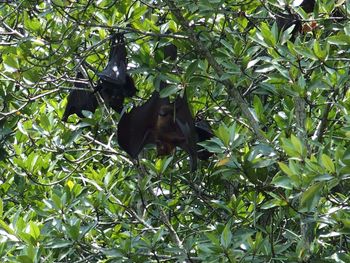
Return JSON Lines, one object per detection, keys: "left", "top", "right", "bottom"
{"left": 161, "top": 43, "right": 177, "bottom": 61}
{"left": 62, "top": 72, "right": 98, "bottom": 122}
{"left": 117, "top": 89, "right": 199, "bottom": 171}
{"left": 299, "top": 0, "right": 315, "bottom": 13}
{"left": 276, "top": 13, "right": 302, "bottom": 38}
{"left": 96, "top": 33, "right": 137, "bottom": 112}
{"left": 195, "top": 119, "right": 214, "bottom": 160}
{"left": 276, "top": 0, "right": 315, "bottom": 39}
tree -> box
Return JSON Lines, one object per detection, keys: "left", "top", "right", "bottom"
{"left": 0, "top": 0, "right": 349, "bottom": 262}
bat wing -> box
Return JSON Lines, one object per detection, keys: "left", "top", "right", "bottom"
{"left": 117, "top": 91, "right": 162, "bottom": 158}
{"left": 62, "top": 73, "right": 98, "bottom": 122}
{"left": 195, "top": 119, "right": 214, "bottom": 160}
{"left": 174, "top": 95, "right": 198, "bottom": 171}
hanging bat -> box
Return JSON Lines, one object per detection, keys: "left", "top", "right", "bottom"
{"left": 161, "top": 43, "right": 177, "bottom": 61}
{"left": 62, "top": 72, "right": 98, "bottom": 122}
{"left": 117, "top": 90, "right": 199, "bottom": 171}
{"left": 299, "top": 0, "right": 315, "bottom": 13}
{"left": 276, "top": 12, "right": 301, "bottom": 38}
{"left": 96, "top": 33, "right": 137, "bottom": 112}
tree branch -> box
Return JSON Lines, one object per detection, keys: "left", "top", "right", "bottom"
{"left": 165, "top": 0, "right": 267, "bottom": 142}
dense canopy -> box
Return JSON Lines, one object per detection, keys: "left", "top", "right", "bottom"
{"left": 0, "top": 0, "right": 350, "bottom": 262}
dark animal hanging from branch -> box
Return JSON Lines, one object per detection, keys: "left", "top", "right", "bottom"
{"left": 117, "top": 89, "right": 199, "bottom": 171}
{"left": 96, "top": 33, "right": 137, "bottom": 113}
{"left": 62, "top": 72, "right": 98, "bottom": 122}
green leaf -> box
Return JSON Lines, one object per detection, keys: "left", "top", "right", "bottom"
{"left": 0, "top": 219, "right": 17, "bottom": 238}
{"left": 281, "top": 24, "right": 296, "bottom": 44}
{"left": 45, "top": 240, "right": 73, "bottom": 249}
{"left": 16, "top": 255, "right": 33, "bottom": 263}
{"left": 0, "top": 198, "right": 2, "bottom": 218}
{"left": 328, "top": 35, "right": 350, "bottom": 45}
{"left": 342, "top": 148, "right": 350, "bottom": 166}
{"left": 67, "top": 221, "right": 80, "bottom": 241}
{"left": 291, "top": 134, "right": 304, "bottom": 157}
{"left": 40, "top": 114, "right": 51, "bottom": 130}
{"left": 300, "top": 182, "right": 323, "bottom": 212}
{"left": 278, "top": 162, "right": 300, "bottom": 187}
{"left": 221, "top": 223, "right": 232, "bottom": 249}
{"left": 313, "top": 40, "right": 327, "bottom": 60}
{"left": 29, "top": 221, "right": 40, "bottom": 240}
{"left": 198, "top": 138, "right": 225, "bottom": 154}
{"left": 220, "top": 39, "right": 235, "bottom": 53}
{"left": 272, "top": 175, "right": 293, "bottom": 189}
{"left": 3, "top": 55, "right": 19, "bottom": 72}
{"left": 281, "top": 137, "right": 301, "bottom": 158}
{"left": 159, "top": 84, "right": 180, "bottom": 98}
{"left": 260, "top": 22, "right": 276, "bottom": 46}
{"left": 321, "top": 154, "right": 335, "bottom": 173}
{"left": 293, "top": 46, "right": 318, "bottom": 60}
{"left": 17, "top": 121, "right": 28, "bottom": 136}
{"left": 215, "top": 125, "right": 230, "bottom": 146}
{"left": 185, "top": 60, "right": 199, "bottom": 80}
{"left": 152, "top": 227, "right": 164, "bottom": 244}
{"left": 278, "top": 162, "right": 294, "bottom": 177}
{"left": 253, "top": 95, "right": 264, "bottom": 122}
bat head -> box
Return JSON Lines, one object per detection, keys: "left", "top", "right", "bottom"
{"left": 158, "top": 104, "right": 173, "bottom": 116}
{"left": 157, "top": 104, "right": 176, "bottom": 126}
{"left": 156, "top": 140, "right": 175, "bottom": 156}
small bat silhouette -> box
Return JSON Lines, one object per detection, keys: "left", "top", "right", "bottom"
{"left": 117, "top": 90, "right": 199, "bottom": 171}
{"left": 161, "top": 43, "right": 177, "bottom": 61}
{"left": 62, "top": 72, "right": 98, "bottom": 122}
{"left": 96, "top": 33, "right": 136, "bottom": 112}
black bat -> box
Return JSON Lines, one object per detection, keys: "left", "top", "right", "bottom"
{"left": 161, "top": 43, "right": 177, "bottom": 61}
{"left": 96, "top": 33, "right": 137, "bottom": 112}
{"left": 276, "top": 13, "right": 302, "bottom": 38}
{"left": 117, "top": 90, "right": 199, "bottom": 171}
{"left": 62, "top": 72, "right": 98, "bottom": 122}
{"left": 300, "top": 0, "right": 315, "bottom": 13}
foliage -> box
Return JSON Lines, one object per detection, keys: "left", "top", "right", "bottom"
{"left": 0, "top": 0, "right": 350, "bottom": 262}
